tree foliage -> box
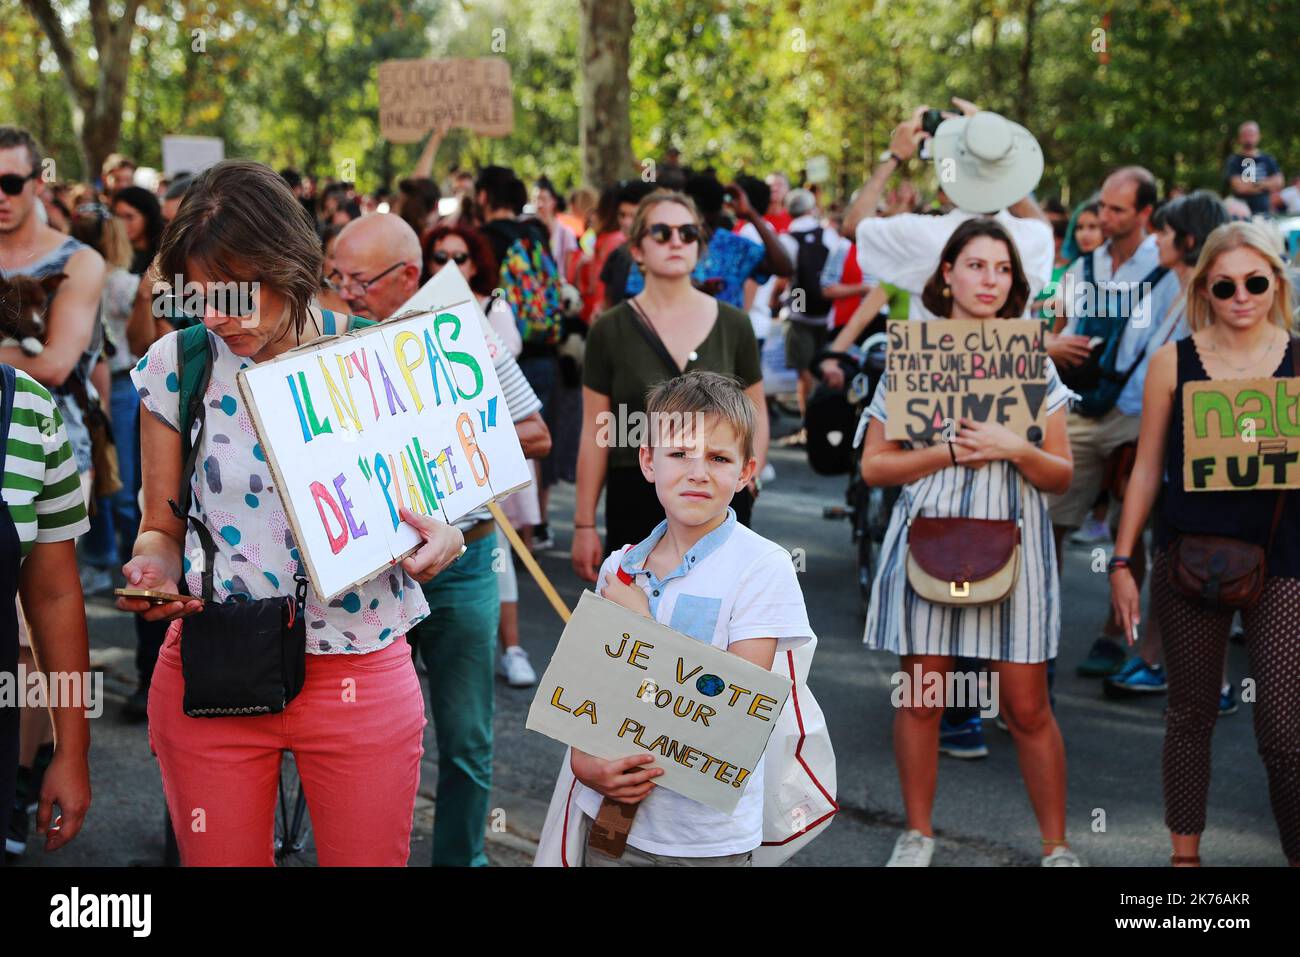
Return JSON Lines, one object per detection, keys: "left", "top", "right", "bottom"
{"left": 2, "top": 0, "right": 1297, "bottom": 201}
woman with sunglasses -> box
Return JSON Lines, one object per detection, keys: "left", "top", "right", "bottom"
{"left": 573, "top": 190, "right": 769, "bottom": 581}
{"left": 1110, "top": 220, "right": 1300, "bottom": 867}
{"left": 118, "top": 161, "right": 465, "bottom": 866}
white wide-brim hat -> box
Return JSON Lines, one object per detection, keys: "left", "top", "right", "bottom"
{"left": 930, "top": 111, "right": 1044, "bottom": 214}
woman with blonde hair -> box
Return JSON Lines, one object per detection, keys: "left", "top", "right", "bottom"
{"left": 1110, "top": 220, "right": 1300, "bottom": 867}
{"left": 572, "top": 190, "right": 769, "bottom": 580}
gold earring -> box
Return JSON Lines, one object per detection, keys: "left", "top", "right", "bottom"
{"left": 942, "top": 286, "right": 951, "bottom": 298}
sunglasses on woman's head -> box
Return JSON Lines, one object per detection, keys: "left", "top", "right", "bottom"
{"left": 431, "top": 251, "right": 470, "bottom": 266}
{"left": 646, "top": 223, "right": 701, "bottom": 244}
{"left": 1210, "top": 275, "right": 1270, "bottom": 300}
{"left": 0, "top": 171, "right": 38, "bottom": 196}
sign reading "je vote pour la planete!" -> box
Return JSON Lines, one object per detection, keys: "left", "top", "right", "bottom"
{"left": 526, "top": 592, "right": 792, "bottom": 814}
{"left": 237, "top": 267, "right": 531, "bottom": 600}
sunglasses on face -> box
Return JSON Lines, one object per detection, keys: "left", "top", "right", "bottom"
{"left": 430, "top": 250, "right": 470, "bottom": 266}
{"left": 1210, "top": 275, "right": 1271, "bottom": 300}
{"left": 0, "top": 171, "right": 37, "bottom": 196}
{"left": 646, "top": 223, "right": 701, "bottom": 245}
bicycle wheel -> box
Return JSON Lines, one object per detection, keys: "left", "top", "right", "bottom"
{"left": 273, "top": 751, "right": 312, "bottom": 863}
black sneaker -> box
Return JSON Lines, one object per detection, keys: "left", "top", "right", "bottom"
{"left": 25, "top": 743, "right": 53, "bottom": 814}
{"left": 122, "top": 686, "right": 150, "bottom": 723}
{"left": 5, "top": 802, "right": 28, "bottom": 861}
{"left": 531, "top": 522, "right": 555, "bottom": 551}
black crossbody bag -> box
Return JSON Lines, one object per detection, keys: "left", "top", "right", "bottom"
{"left": 170, "top": 332, "right": 307, "bottom": 717}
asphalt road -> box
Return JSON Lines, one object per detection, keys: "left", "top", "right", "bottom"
{"left": 16, "top": 418, "right": 1284, "bottom": 868}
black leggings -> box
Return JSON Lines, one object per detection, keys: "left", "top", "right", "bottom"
{"left": 1152, "top": 551, "right": 1300, "bottom": 863}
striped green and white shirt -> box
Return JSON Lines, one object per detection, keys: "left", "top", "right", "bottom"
{"left": 3, "top": 369, "right": 90, "bottom": 559}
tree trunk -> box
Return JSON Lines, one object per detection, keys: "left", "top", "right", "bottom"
{"left": 1017, "top": 0, "right": 1038, "bottom": 125}
{"left": 23, "top": 0, "right": 142, "bottom": 181}
{"left": 579, "top": 0, "right": 637, "bottom": 190}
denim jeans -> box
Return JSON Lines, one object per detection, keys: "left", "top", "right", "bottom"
{"left": 407, "top": 535, "right": 500, "bottom": 866}
{"left": 81, "top": 375, "right": 141, "bottom": 568}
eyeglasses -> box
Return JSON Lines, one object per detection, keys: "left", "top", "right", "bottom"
{"left": 430, "top": 250, "right": 470, "bottom": 266}
{"left": 0, "top": 171, "right": 38, "bottom": 196}
{"left": 75, "top": 202, "right": 112, "bottom": 220}
{"left": 646, "top": 223, "right": 701, "bottom": 245}
{"left": 1210, "top": 275, "right": 1271, "bottom": 300}
{"left": 326, "top": 260, "right": 405, "bottom": 294}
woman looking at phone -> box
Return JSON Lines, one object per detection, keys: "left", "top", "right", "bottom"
{"left": 1109, "top": 221, "right": 1300, "bottom": 867}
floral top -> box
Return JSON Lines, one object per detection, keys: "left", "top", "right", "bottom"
{"left": 132, "top": 326, "right": 430, "bottom": 655}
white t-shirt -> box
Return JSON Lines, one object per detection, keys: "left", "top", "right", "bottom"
{"left": 576, "top": 510, "right": 814, "bottom": 857}
{"left": 1280, "top": 184, "right": 1300, "bottom": 214}
{"left": 738, "top": 221, "right": 776, "bottom": 341}
{"left": 855, "top": 208, "right": 1055, "bottom": 322}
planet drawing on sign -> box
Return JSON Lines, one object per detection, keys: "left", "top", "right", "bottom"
{"left": 696, "top": 674, "right": 724, "bottom": 697}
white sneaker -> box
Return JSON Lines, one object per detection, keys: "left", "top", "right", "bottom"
{"left": 79, "top": 565, "right": 114, "bottom": 596}
{"left": 1042, "top": 846, "right": 1082, "bottom": 866}
{"left": 1068, "top": 516, "right": 1111, "bottom": 545}
{"left": 886, "top": 829, "right": 934, "bottom": 866}
{"left": 498, "top": 646, "right": 537, "bottom": 688}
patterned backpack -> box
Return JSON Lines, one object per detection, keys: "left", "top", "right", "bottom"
{"left": 497, "top": 224, "right": 564, "bottom": 348}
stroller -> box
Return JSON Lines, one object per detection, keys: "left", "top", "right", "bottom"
{"left": 807, "top": 333, "right": 899, "bottom": 616}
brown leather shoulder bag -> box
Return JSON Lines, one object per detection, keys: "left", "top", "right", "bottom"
{"left": 1168, "top": 492, "right": 1284, "bottom": 610}
{"left": 1168, "top": 336, "right": 1299, "bottom": 610}
{"left": 906, "top": 515, "right": 1022, "bottom": 606}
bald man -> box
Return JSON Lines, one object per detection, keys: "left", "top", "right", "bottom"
{"left": 1225, "top": 121, "right": 1283, "bottom": 217}
{"left": 331, "top": 211, "right": 552, "bottom": 867}
{"left": 328, "top": 213, "right": 424, "bottom": 320}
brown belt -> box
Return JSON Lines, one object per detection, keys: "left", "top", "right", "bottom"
{"left": 461, "top": 519, "right": 496, "bottom": 546}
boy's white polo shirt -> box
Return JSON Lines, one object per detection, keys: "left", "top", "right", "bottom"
{"left": 580, "top": 508, "right": 815, "bottom": 858}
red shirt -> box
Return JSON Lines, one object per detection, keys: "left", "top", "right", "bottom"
{"left": 764, "top": 209, "right": 792, "bottom": 234}
{"left": 832, "top": 243, "right": 864, "bottom": 329}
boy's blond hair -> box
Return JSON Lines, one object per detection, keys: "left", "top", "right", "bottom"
{"left": 644, "top": 371, "right": 756, "bottom": 461}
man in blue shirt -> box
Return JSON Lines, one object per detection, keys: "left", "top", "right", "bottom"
{"left": 1224, "top": 121, "right": 1284, "bottom": 217}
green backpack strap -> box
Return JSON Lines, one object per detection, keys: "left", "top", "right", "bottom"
{"left": 175, "top": 325, "right": 214, "bottom": 494}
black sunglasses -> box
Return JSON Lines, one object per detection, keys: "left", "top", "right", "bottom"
{"left": 0, "top": 171, "right": 38, "bottom": 196}
{"left": 646, "top": 223, "right": 701, "bottom": 244}
{"left": 1210, "top": 275, "right": 1271, "bottom": 300}
{"left": 431, "top": 251, "right": 470, "bottom": 266}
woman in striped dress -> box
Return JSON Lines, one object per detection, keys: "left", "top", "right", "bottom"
{"left": 860, "top": 218, "right": 1078, "bottom": 867}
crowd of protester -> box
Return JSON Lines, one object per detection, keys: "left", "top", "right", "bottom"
{"left": 2, "top": 102, "right": 1300, "bottom": 868}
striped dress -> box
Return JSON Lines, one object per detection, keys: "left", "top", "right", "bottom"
{"left": 861, "top": 361, "right": 1075, "bottom": 664}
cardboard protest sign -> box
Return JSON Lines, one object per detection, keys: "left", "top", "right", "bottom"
{"left": 526, "top": 591, "right": 792, "bottom": 814}
{"left": 378, "top": 57, "right": 513, "bottom": 143}
{"left": 236, "top": 267, "right": 530, "bottom": 599}
{"left": 1182, "top": 376, "right": 1300, "bottom": 491}
{"left": 883, "top": 318, "right": 1049, "bottom": 443}
{"left": 161, "top": 135, "right": 224, "bottom": 177}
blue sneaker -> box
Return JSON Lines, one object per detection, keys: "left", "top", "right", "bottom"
{"left": 938, "top": 716, "right": 989, "bottom": 759}
{"left": 1077, "top": 637, "right": 1127, "bottom": 677}
{"left": 1104, "top": 658, "right": 1168, "bottom": 696}
{"left": 1218, "top": 685, "right": 1238, "bottom": 717}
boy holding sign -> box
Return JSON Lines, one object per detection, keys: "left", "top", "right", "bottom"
{"left": 571, "top": 371, "right": 814, "bottom": 865}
